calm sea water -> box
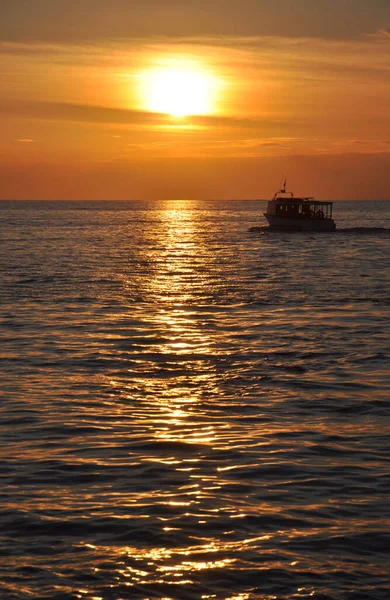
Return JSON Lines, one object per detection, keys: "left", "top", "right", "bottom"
{"left": 0, "top": 200, "right": 389, "bottom": 600}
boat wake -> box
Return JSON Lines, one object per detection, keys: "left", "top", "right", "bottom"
{"left": 249, "top": 226, "right": 390, "bottom": 235}
{"left": 337, "top": 227, "right": 390, "bottom": 234}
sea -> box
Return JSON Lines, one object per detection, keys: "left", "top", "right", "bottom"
{"left": 0, "top": 199, "right": 389, "bottom": 600}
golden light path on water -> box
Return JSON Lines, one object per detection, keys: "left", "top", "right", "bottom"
{"left": 98, "top": 204, "right": 276, "bottom": 595}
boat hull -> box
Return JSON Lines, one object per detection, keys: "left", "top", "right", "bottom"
{"left": 264, "top": 214, "right": 336, "bottom": 231}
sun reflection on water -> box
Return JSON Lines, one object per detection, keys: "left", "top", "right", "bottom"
{"left": 80, "top": 534, "right": 275, "bottom": 591}
{"left": 95, "top": 203, "right": 258, "bottom": 594}
{"left": 107, "top": 201, "right": 229, "bottom": 452}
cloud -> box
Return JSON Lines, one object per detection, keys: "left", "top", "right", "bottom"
{"left": 0, "top": 41, "right": 75, "bottom": 56}
{"left": 369, "top": 28, "right": 390, "bottom": 39}
{"left": 0, "top": 100, "right": 170, "bottom": 126}
{"left": 1, "top": 0, "right": 389, "bottom": 42}
{"left": 2, "top": 32, "right": 388, "bottom": 78}
{"left": 0, "top": 99, "right": 303, "bottom": 134}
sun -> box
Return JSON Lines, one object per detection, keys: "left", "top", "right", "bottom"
{"left": 139, "top": 64, "right": 218, "bottom": 118}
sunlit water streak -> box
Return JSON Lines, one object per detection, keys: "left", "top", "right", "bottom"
{"left": 0, "top": 200, "right": 389, "bottom": 600}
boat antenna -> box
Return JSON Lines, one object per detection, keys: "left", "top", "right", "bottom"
{"left": 279, "top": 175, "right": 287, "bottom": 193}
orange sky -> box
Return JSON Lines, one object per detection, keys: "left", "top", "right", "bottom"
{"left": 0, "top": 1, "right": 389, "bottom": 200}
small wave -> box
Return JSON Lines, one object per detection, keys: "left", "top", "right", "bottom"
{"left": 248, "top": 226, "right": 269, "bottom": 232}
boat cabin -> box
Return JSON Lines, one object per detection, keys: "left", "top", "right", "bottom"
{"left": 266, "top": 192, "right": 333, "bottom": 222}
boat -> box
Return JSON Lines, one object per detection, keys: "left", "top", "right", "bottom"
{"left": 264, "top": 181, "right": 336, "bottom": 231}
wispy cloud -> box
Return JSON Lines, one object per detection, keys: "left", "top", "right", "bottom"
{"left": 1, "top": 0, "right": 389, "bottom": 42}
{"left": 1, "top": 101, "right": 169, "bottom": 126}
{"left": 2, "top": 33, "right": 389, "bottom": 84}
{"left": 368, "top": 28, "right": 390, "bottom": 39}
{"left": 0, "top": 98, "right": 302, "bottom": 131}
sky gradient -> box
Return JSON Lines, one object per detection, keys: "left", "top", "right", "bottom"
{"left": 1, "top": 0, "right": 389, "bottom": 200}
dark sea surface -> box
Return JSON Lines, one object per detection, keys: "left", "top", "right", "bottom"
{"left": 0, "top": 199, "right": 389, "bottom": 600}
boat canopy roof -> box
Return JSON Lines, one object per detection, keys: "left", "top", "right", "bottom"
{"left": 271, "top": 184, "right": 333, "bottom": 206}
{"left": 273, "top": 197, "right": 333, "bottom": 206}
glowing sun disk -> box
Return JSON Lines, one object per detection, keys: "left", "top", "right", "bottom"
{"left": 141, "top": 67, "right": 217, "bottom": 118}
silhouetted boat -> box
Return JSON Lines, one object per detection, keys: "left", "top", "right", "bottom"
{"left": 264, "top": 181, "right": 336, "bottom": 231}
